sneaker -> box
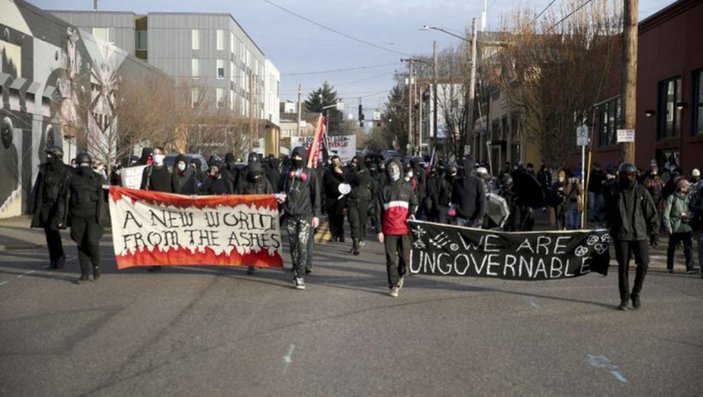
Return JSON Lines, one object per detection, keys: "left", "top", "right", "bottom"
{"left": 631, "top": 295, "right": 641, "bottom": 310}
{"left": 358, "top": 240, "right": 366, "bottom": 247}
{"left": 687, "top": 269, "right": 697, "bottom": 275}
{"left": 295, "top": 277, "right": 305, "bottom": 290}
{"left": 617, "top": 300, "right": 629, "bottom": 311}
{"left": 396, "top": 277, "right": 405, "bottom": 289}
{"left": 75, "top": 275, "right": 89, "bottom": 285}
{"left": 389, "top": 287, "right": 399, "bottom": 297}
{"left": 666, "top": 269, "right": 673, "bottom": 274}
{"left": 247, "top": 266, "right": 256, "bottom": 275}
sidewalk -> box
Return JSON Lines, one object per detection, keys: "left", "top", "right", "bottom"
{"left": 0, "top": 214, "right": 697, "bottom": 273}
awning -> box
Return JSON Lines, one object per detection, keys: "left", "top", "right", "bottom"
{"left": 9, "top": 77, "right": 26, "bottom": 91}
{"left": 26, "top": 81, "right": 41, "bottom": 95}
{"left": 43, "top": 85, "right": 56, "bottom": 98}
{"left": 0, "top": 72, "right": 10, "bottom": 88}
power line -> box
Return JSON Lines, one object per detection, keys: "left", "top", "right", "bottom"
{"left": 261, "top": 0, "right": 410, "bottom": 57}
{"left": 282, "top": 62, "right": 400, "bottom": 76}
{"left": 532, "top": 0, "right": 558, "bottom": 24}
{"left": 548, "top": 0, "right": 595, "bottom": 31}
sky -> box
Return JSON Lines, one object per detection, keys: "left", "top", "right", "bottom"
{"left": 29, "top": 0, "right": 676, "bottom": 118}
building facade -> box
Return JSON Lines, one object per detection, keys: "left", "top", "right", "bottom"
{"left": 51, "top": 9, "right": 281, "bottom": 155}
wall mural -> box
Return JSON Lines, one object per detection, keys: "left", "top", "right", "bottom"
{"left": 0, "top": 0, "right": 151, "bottom": 218}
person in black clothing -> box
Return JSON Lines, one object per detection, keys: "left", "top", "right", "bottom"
{"left": 587, "top": 162, "right": 605, "bottom": 224}
{"left": 136, "top": 147, "right": 152, "bottom": 166}
{"left": 346, "top": 155, "right": 372, "bottom": 255}
{"left": 265, "top": 156, "right": 282, "bottom": 195}
{"left": 171, "top": 154, "right": 199, "bottom": 195}
{"left": 222, "top": 152, "right": 240, "bottom": 194}
{"left": 236, "top": 161, "right": 274, "bottom": 274}
{"left": 140, "top": 146, "right": 172, "bottom": 193}
{"left": 56, "top": 153, "right": 105, "bottom": 284}
{"left": 323, "top": 155, "right": 347, "bottom": 242}
{"left": 278, "top": 147, "right": 321, "bottom": 290}
{"left": 450, "top": 157, "right": 485, "bottom": 227}
{"left": 30, "top": 145, "right": 73, "bottom": 269}
{"left": 435, "top": 163, "right": 456, "bottom": 224}
{"left": 140, "top": 146, "right": 172, "bottom": 272}
{"left": 200, "top": 160, "right": 233, "bottom": 195}
{"left": 189, "top": 158, "right": 204, "bottom": 187}
{"left": 605, "top": 163, "right": 659, "bottom": 311}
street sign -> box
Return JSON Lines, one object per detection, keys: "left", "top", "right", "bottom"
{"left": 617, "top": 129, "right": 635, "bottom": 143}
{"left": 464, "top": 145, "right": 471, "bottom": 155}
{"left": 576, "top": 125, "right": 589, "bottom": 146}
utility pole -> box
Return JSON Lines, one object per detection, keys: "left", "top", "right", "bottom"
{"left": 621, "top": 0, "right": 638, "bottom": 164}
{"left": 296, "top": 83, "right": 302, "bottom": 137}
{"left": 249, "top": 69, "right": 255, "bottom": 152}
{"left": 401, "top": 58, "right": 416, "bottom": 155}
{"left": 433, "top": 40, "right": 438, "bottom": 153}
{"left": 467, "top": 17, "right": 478, "bottom": 160}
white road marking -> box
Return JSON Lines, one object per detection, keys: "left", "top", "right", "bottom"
{"left": 17, "top": 270, "right": 36, "bottom": 278}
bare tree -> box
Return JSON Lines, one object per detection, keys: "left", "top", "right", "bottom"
{"left": 493, "top": 0, "right": 623, "bottom": 168}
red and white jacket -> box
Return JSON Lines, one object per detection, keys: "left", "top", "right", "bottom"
{"left": 375, "top": 176, "right": 418, "bottom": 235}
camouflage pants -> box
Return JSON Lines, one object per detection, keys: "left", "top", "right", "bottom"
{"left": 286, "top": 215, "right": 312, "bottom": 277}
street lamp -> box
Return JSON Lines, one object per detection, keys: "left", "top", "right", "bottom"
{"left": 421, "top": 20, "right": 478, "bottom": 160}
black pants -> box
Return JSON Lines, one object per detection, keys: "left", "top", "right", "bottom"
{"left": 384, "top": 234, "right": 411, "bottom": 288}
{"left": 286, "top": 215, "right": 312, "bottom": 277}
{"left": 667, "top": 231, "right": 693, "bottom": 271}
{"left": 40, "top": 206, "right": 64, "bottom": 264}
{"left": 326, "top": 199, "right": 345, "bottom": 239}
{"left": 70, "top": 216, "right": 103, "bottom": 277}
{"left": 614, "top": 239, "right": 649, "bottom": 301}
{"left": 347, "top": 198, "right": 368, "bottom": 241}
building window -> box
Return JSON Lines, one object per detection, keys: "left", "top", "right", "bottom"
{"left": 216, "top": 88, "right": 225, "bottom": 109}
{"left": 597, "top": 97, "right": 620, "bottom": 147}
{"left": 191, "top": 87, "right": 199, "bottom": 108}
{"left": 694, "top": 70, "right": 703, "bottom": 135}
{"left": 230, "top": 62, "right": 235, "bottom": 83}
{"left": 216, "top": 59, "right": 225, "bottom": 79}
{"left": 192, "top": 59, "right": 200, "bottom": 79}
{"left": 230, "top": 89, "right": 234, "bottom": 110}
{"left": 192, "top": 29, "right": 200, "bottom": 50}
{"left": 92, "top": 27, "right": 114, "bottom": 43}
{"left": 136, "top": 30, "right": 147, "bottom": 51}
{"left": 658, "top": 76, "right": 682, "bottom": 139}
{"left": 216, "top": 29, "right": 225, "bottom": 51}
{"left": 230, "top": 33, "right": 235, "bottom": 54}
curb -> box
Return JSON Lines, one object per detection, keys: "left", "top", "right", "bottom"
{"left": 0, "top": 243, "right": 44, "bottom": 251}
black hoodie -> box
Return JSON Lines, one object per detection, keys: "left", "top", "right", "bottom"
{"left": 451, "top": 157, "right": 485, "bottom": 223}
{"left": 347, "top": 155, "right": 372, "bottom": 201}
{"left": 281, "top": 147, "right": 321, "bottom": 217}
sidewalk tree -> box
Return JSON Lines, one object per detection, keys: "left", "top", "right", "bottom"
{"left": 493, "top": 0, "right": 623, "bottom": 167}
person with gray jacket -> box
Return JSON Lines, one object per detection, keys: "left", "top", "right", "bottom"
{"left": 663, "top": 179, "right": 696, "bottom": 274}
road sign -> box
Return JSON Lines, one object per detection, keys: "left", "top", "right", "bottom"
{"left": 616, "top": 129, "right": 635, "bottom": 143}
{"left": 576, "top": 125, "right": 589, "bottom": 146}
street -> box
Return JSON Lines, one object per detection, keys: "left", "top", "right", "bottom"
{"left": 0, "top": 221, "right": 702, "bottom": 396}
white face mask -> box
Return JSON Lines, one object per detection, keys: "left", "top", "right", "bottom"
{"left": 177, "top": 162, "right": 186, "bottom": 171}
{"left": 406, "top": 170, "right": 414, "bottom": 178}
{"left": 153, "top": 154, "right": 165, "bottom": 165}
{"left": 390, "top": 170, "right": 401, "bottom": 182}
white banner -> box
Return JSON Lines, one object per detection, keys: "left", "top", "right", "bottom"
{"left": 291, "top": 135, "right": 356, "bottom": 164}
{"left": 120, "top": 165, "right": 147, "bottom": 189}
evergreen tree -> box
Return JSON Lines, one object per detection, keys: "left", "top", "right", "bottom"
{"left": 305, "top": 81, "right": 344, "bottom": 135}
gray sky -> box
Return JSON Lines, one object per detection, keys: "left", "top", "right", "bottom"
{"left": 29, "top": 0, "right": 675, "bottom": 115}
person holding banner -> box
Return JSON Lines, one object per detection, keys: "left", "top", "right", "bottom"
{"left": 56, "top": 153, "right": 105, "bottom": 284}
{"left": 171, "top": 154, "right": 198, "bottom": 195}
{"left": 279, "top": 147, "right": 321, "bottom": 290}
{"left": 140, "top": 146, "right": 172, "bottom": 272}
{"left": 236, "top": 160, "right": 274, "bottom": 275}
{"left": 605, "top": 163, "right": 659, "bottom": 311}
{"left": 374, "top": 159, "right": 418, "bottom": 297}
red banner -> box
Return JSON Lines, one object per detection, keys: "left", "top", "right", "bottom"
{"left": 108, "top": 187, "right": 283, "bottom": 269}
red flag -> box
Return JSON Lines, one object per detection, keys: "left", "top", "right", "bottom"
{"left": 307, "top": 114, "right": 325, "bottom": 168}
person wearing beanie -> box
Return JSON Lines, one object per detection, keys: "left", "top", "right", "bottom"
{"left": 171, "top": 154, "right": 198, "bottom": 195}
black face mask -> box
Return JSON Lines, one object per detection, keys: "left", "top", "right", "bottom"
{"left": 248, "top": 171, "right": 263, "bottom": 182}
{"left": 291, "top": 158, "right": 303, "bottom": 169}
{"left": 619, "top": 178, "right": 636, "bottom": 190}
{"left": 692, "top": 176, "right": 700, "bottom": 183}
{"left": 77, "top": 165, "right": 92, "bottom": 176}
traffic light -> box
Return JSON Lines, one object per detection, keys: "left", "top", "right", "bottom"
{"left": 358, "top": 104, "right": 364, "bottom": 127}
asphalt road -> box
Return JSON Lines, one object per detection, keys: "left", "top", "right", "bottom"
{"left": 0, "top": 232, "right": 702, "bottom": 396}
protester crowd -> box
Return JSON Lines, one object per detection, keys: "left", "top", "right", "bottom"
{"left": 30, "top": 143, "right": 703, "bottom": 304}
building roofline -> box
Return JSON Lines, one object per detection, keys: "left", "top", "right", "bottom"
{"left": 639, "top": 0, "right": 699, "bottom": 34}
{"left": 48, "top": 9, "right": 140, "bottom": 16}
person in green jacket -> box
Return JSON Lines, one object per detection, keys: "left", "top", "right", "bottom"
{"left": 663, "top": 179, "right": 697, "bottom": 274}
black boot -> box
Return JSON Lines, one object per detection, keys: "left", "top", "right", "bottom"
{"left": 75, "top": 275, "right": 89, "bottom": 285}
{"left": 93, "top": 265, "right": 101, "bottom": 281}
{"left": 631, "top": 295, "right": 640, "bottom": 310}
{"left": 617, "top": 299, "right": 629, "bottom": 311}
{"left": 351, "top": 238, "right": 360, "bottom": 256}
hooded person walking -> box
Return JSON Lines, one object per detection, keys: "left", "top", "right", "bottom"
{"left": 374, "top": 159, "right": 418, "bottom": 297}
{"left": 236, "top": 160, "right": 274, "bottom": 275}
{"left": 278, "top": 147, "right": 321, "bottom": 290}
{"left": 449, "top": 157, "right": 485, "bottom": 227}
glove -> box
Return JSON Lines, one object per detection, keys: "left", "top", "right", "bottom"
{"left": 649, "top": 234, "right": 659, "bottom": 248}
